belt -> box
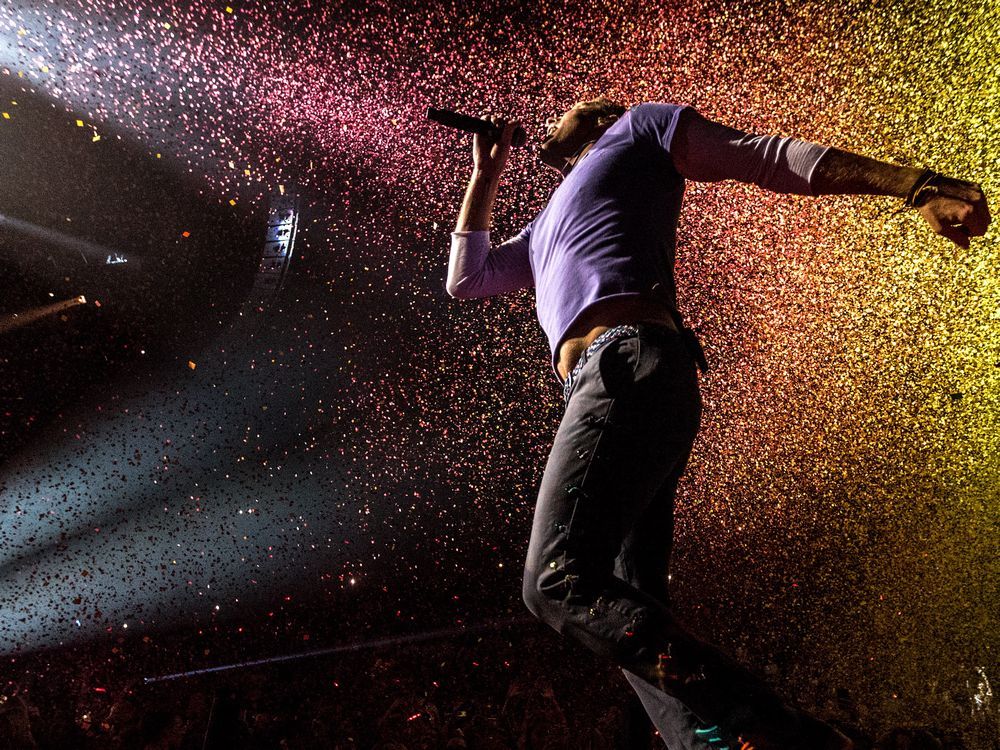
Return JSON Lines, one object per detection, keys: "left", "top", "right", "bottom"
{"left": 561, "top": 322, "right": 708, "bottom": 403}
{"left": 562, "top": 324, "right": 641, "bottom": 402}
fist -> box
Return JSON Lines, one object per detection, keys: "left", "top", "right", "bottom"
{"left": 473, "top": 116, "right": 521, "bottom": 177}
{"left": 918, "top": 177, "right": 991, "bottom": 249}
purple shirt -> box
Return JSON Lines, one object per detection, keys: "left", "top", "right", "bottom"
{"left": 528, "top": 103, "right": 688, "bottom": 372}
{"left": 447, "top": 103, "right": 827, "bottom": 379}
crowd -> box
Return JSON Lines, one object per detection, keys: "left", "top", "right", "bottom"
{"left": 0, "top": 627, "right": 994, "bottom": 749}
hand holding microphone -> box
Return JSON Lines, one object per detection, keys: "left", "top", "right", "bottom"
{"left": 476, "top": 116, "right": 524, "bottom": 177}
{"left": 427, "top": 107, "right": 526, "bottom": 177}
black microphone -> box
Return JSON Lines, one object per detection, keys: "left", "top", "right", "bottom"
{"left": 427, "top": 107, "right": 528, "bottom": 148}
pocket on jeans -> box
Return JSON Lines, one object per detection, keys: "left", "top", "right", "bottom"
{"left": 596, "top": 338, "right": 639, "bottom": 398}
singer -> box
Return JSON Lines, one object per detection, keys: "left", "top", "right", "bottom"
{"left": 445, "top": 98, "right": 990, "bottom": 748}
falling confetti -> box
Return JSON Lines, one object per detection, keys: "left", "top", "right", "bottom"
{"left": 0, "top": 0, "right": 995, "bottom": 741}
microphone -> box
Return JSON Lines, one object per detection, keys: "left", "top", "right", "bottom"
{"left": 427, "top": 107, "right": 528, "bottom": 148}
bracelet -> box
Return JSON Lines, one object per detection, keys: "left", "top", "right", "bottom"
{"left": 903, "top": 169, "right": 941, "bottom": 208}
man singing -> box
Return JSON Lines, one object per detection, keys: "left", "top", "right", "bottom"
{"left": 445, "top": 98, "right": 990, "bottom": 748}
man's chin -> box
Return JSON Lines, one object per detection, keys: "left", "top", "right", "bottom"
{"left": 537, "top": 142, "right": 565, "bottom": 171}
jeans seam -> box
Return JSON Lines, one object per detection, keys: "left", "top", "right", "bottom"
{"left": 577, "top": 395, "right": 617, "bottom": 494}
{"left": 635, "top": 331, "right": 643, "bottom": 381}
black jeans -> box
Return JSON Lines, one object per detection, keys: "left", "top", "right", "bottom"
{"left": 522, "top": 324, "right": 843, "bottom": 749}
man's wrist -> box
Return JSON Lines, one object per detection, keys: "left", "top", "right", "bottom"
{"left": 903, "top": 169, "right": 941, "bottom": 207}
{"left": 893, "top": 166, "right": 927, "bottom": 199}
{"left": 472, "top": 167, "right": 502, "bottom": 183}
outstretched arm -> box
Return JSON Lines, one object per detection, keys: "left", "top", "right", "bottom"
{"left": 670, "top": 107, "right": 991, "bottom": 248}
{"left": 810, "top": 148, "right": 989, "bottom": 248}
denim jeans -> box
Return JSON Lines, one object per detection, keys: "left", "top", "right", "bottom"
{"left": 522, "top": 324, "right": 844, "bottom": 749}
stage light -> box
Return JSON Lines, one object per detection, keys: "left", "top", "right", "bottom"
{"left": 252, "top": 192, "right": 299, "bottom": 297}
{"left": 0, "top": 295, "right": 88, "bottom": 334}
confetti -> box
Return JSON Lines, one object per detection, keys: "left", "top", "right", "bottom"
{"left": 0, "top": 2, "right": 993, "bottom": 740}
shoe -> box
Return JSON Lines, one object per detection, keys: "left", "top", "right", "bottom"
{"left": 694, "top": 724, "right": 757, "bottom": 749}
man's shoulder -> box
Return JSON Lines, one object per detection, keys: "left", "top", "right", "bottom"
{"left": 630, "top": 102, "right": 685, "bottom": 115}
{"left": 626, "top": 103, "right": 688, "bottom": 148}
{"left": 626, "top": 102, "right": 687, "bottom": 129}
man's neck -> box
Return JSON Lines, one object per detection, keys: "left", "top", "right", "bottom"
{"left": 561, "top": 140, "right": 597, "bottom": 176}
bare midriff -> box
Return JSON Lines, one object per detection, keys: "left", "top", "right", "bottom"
{"left": 556, "top": 295, "right": 678, "bottom": 382}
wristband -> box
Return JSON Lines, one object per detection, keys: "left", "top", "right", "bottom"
{"left": 904, "top": 169, "right": 942, "bottom": 208}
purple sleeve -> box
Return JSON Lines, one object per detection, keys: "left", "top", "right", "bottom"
{"left": 627, "top": 102, "right": 690, "bottom": 153}
{"left": 445, "top": 224, "right": 534, "bottom": 298}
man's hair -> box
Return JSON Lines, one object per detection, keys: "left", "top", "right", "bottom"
{"left": 577, "top": 97, "right": 627, "bottom": 125}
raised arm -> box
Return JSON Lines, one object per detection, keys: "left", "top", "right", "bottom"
{"left": 446, "top": 118, "right": 534, "bottom": 298}
{"left": 454, "top": 116, "right": 515, "bottom": 233}
{"left": 670, "top": 107, "right": 991, "bottom": 248}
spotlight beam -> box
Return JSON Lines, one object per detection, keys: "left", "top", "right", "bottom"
{"left": 143, "top": 615, "right": 537, "bottom": 684}
{"left": 0, "top": 212, "right": 139, "bottom": 269}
